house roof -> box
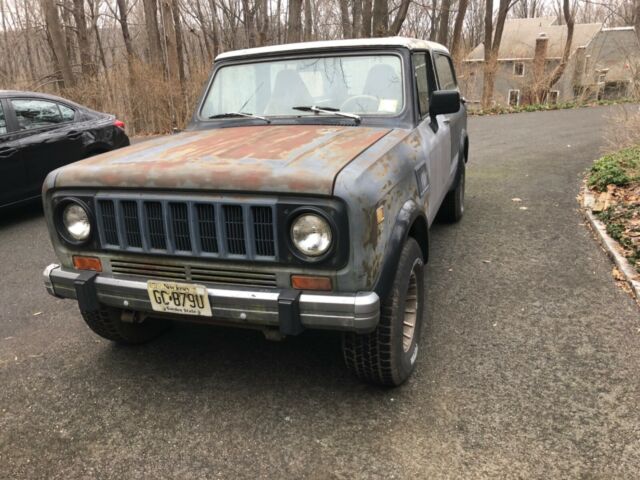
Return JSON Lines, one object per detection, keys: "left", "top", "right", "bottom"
{"left": 465, "top": 17, "right": 603, "bottom": 61}
{"left": 585, "top": 27, "right": 640, "bottom": 82}
{"left": 216, "top": 37, "right": 449, "bottom": 61}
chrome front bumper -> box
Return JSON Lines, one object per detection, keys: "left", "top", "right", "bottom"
{"left": 43, "top": 264, "right": 380, "bottom": 333}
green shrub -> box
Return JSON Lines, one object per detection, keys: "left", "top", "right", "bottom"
{"left": 588, "top": 146, "right": 640, "bottom": 192}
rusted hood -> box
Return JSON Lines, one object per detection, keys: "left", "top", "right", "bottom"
{"left": 52, "top": 125, "right": 393, "bottom": 195}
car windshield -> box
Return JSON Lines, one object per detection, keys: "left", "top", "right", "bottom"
{"left": 201, "top": 54, "right": 404, "bottom": 119}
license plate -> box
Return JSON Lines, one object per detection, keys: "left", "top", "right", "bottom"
{"left": 147, "top": 281, "right": 212, "bottom": 317}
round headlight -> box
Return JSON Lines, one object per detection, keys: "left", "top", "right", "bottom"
{"left": 291, "top": 213, "right": 332, "bottom": 257}
{"left": 62, "top": 203, "right": 91, "bottom": 241}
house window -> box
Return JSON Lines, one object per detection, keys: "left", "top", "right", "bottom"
{"left": 508, "top": 89, "right": 520, "bottom": 107}
{"left": 597, "top": 73, "right": 606, "bottom": 83}
{"left": 547, "top": 90, "right": 559, "bottom": 105}
{"left": 584, "top": 55, "right": 591, "bottom": 75}
{"left": 513, "top": 62, "right": 525, "bottom": 76}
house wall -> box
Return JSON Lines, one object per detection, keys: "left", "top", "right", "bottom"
{"left": 460, "top": 59, "right": 561, "bottom": 108}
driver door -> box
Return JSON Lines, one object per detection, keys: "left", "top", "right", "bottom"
{"left": 412, "top": 52, "right": 451, "bottom": 222}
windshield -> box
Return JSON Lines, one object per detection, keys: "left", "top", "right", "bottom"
{"left": 201, "top": 54, "right": 404, "bottom": 119}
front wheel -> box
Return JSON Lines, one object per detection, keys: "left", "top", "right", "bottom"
{"left": 342, "top": 237, "right": 426, "bottom": 386}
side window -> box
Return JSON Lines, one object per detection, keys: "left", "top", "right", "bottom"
{"left": 413, "top": 53, "right": 430, "bottom": 118}
{"left": 434, "top": 54, "right": 458, "bottom": 91}
{"left": 11, "top": 99, "right": 64, "bottom": 131}
{"left": 59, "top": 104, "right": 76, "bottom": 122}
{"left": 0, "top": 103, "right": 6, "bottom": 135}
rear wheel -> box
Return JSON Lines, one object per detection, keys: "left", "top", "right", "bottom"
{"left": 342, "top": 238, "right": 426, "bottom": 386}
{"left": 438, "top": 159, "right": 466, "bottom": 223}
{"left": 80, "top": 307, "right": 169, "bottom": 345}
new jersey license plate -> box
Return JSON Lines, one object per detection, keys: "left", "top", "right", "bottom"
{"left": 147, "top": 281, "right": 212, "bottom": 317}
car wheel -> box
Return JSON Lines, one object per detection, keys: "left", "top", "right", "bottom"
{"left": 437, "top": 158, "right": 466, "bottom": 223}
{"left": 80, "top": 307, "right": 169, "bottom": 345}
{"left": 342, "top": 237, "right": 426, "bottom": 386}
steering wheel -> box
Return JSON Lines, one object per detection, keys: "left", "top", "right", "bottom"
{"left": 340, "top": 95, "right": 379, "bottom": 114}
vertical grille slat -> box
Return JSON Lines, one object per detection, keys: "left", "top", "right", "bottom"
{"left": 224, "top": 205, "right": 246, "bottom": 255}
{"left": 170, "top": 203, "right": 192, "bottom": 252}
{"left": 145, "top": 201, "right": 166, "bottom": 250}
{"left": 98, "top": 200, "right": 119, "bottom": 245}
{"left": 122, "top": 201, "right": 142, "bottom": 248}
{"left": 96, "top": 196, "right": 277, "bottom": 262}
{"left": 196, "top": 204, "right": 218, "bottom": 253}
{"left": 252, "top": 206, "right": 275, "bottom": 257}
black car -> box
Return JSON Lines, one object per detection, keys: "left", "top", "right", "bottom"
{"left": 0, "top": 91, "right": 129, "bottom": 208}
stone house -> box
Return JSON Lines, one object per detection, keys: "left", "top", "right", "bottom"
{"left": 460, "top": 17, "right": 640, "bottom": 108}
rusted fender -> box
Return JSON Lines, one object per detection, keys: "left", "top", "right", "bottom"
{"left": 47, "top": 125, "right": 396, "bottom": 196}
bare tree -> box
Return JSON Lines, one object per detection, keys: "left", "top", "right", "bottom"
{"left": 451, "top": 0, "right": 469, "bottom": 63}
{"left": 41, "top": 0, "right": 75, "bottom": 87}
{"left": 481, "top": 0, "right": 513, "bottom": 108}
{"left": 72, "top": 0, "right": 96, "bottom": 77}
{"left": 143, "top": 0, "right": 163, "bottom": 64}
{"left": 437, "top": 0, "right": 452, "bottom": 45}
{"left": 547, "top": 0, "right": 574, "bottom": 89}
{"left": 287, "top": 0, "right": 303, "bottom": 42}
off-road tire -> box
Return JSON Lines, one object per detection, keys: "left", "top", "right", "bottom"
{"left": 80, "top": 307, "right": 169, "bottom": 345}
{"left": 342, "top": 237, "right": 426, "bottom": 386}
{"left": 438, "top": 159, "right": 466, "bottom": 223}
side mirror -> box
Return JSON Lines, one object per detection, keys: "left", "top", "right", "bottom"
{"left": 430, "top": 90, "right": 461, "bottom": 116}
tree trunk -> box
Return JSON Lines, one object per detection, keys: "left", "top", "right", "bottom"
{"left": 634, "top": 0, "right": 639, "bottom": 45}
{"left": 287, "top": 0, "right": 303, "bottom": 43}
{"left": 352, "top": 0, "right": 363, "bottom": 38}
{"left": 208, "top": 0, "right": 220, "bottom": 58}
{"left": 304, "top": 0, "right": 313, "bottom": 40}
{"left": 437, "top": 0, "right": 452, "bottom": 46}
{"left": 451, "top": 0, "right": 469, "bottom": 64}
{"left": 547, "top": 0, "right": 574, "bottom": 88}
{"left": 143, "top": 0, "right": 163, "bottom": 65}
{"left": 429, "top": 0, "right": 438, "bottom": 41}
{"left": 41, "top": 0, "right": 75, "bottom": 88}
{"left": 361, "top": 0, "right": 372, "bottom": 37}
{"left": 372, "top": 0, "right": 388, "bottom": 37}
{"left": 241, "top": 0, "right": 256, "bottom": 47}
{"left": 73, "top": 0, "right": 96, "bottom": 77}
{"left": 389, "top": 0, "right": 410, "bottom": 35}
{"left": 258, "top": 0, "right": 269, "bottom": 46}
{"left": 194, "top": 0, "right": 212, "bottom": 59}
{"left": 160, "top": 0, "right": 180, "bottom": 83}
{"left": 339, "top": 0, "right": 352, "bottom": 38}
{"left": 170, "top": 0, "right": 186, "bottom": 86}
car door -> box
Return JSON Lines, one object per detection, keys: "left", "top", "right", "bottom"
{"left": 0, "top": 99, "right": 30, "bottom": 206}
{"left": 412, "top": 52, "right": 452, "bottom": 221}
{"left": 10, "top": 98, "right": 84, "bottom": 196}
{"left": 433, "top": 52, "right": 465, "bottom": 175}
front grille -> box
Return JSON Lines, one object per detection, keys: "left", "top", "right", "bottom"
{"left": 110, "top": 259, "right": 277, "bottom": 287}
{"left": 95, "top": 196, "right": 278, "bottom": 261}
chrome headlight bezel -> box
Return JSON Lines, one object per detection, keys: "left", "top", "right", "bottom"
{"left": 55, "top": 198, "right": 93, "bottom": 245}
{"left": 289, "top": 210, "right": 335, "bottom": 260}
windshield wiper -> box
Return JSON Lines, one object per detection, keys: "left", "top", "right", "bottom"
{"left": 292, "top": 106, "right": 361, "bottom": 125}
{"left": 208, "top": 112, "right": 271, "bottom": 123}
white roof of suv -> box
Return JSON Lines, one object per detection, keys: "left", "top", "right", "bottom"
{"left": 216, "top": 37, "right": 449, "bottom": 61}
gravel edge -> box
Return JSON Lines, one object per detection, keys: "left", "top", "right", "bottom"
{"left": 582, "top": 187, "right": 640, "bottom": 303}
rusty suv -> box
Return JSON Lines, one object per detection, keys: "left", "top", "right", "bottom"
{"left": 42, "top": 37, "right": 468, "bottom": 386}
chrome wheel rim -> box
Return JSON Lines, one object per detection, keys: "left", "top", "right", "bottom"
{"left": 402, "top": 265, "right": 419, "bottom": 352}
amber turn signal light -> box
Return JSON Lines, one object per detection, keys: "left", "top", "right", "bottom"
{"left": 291, "top": 275, "right": 332, "bottom": 291}
{"left": 73, "top": 255, "right": 102, "bottom": 272}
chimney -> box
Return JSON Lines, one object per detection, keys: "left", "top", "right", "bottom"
{"left": 572, "top": 46, "right": 587, "bottom": 88}
{"left": 533, "top": 32, "right": 549, "bottom": 81}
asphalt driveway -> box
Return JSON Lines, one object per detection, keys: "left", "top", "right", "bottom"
{"left": 0, "top": 105, "right": 638, "bottom": 479}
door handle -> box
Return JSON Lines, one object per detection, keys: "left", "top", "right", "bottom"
{"left": 66, "top": 130, "right": 82, "bottom": 140}
{"left": 0, "top": 147, "right": 17, "bottom": 158}
{"left": 442, "top": 118, "right": 451, "bottom": 124}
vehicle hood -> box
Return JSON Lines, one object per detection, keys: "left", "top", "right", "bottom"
{"left": 51, "top": 125, "right": 394, "bottom": 195}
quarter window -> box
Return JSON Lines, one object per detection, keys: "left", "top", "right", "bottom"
{"left": 0, "top": 104, "right": 6, "bottom": 135}
{"left": 434, "top": 54, "right": 457, "bottom": 91}
{"left": 59, "top": 104, "right": 76, "bottom": 122}
{"left": 413, "top": 53, "right": 430, "bottom": 117}
{"left": 10, "top": 99, "right": 70, "bottom": 131}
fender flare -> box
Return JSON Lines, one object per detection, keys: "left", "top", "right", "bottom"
{"left": 373, "top": 199, "right": 429, "bottom": 300}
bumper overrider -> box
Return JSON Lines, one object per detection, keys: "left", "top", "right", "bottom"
{"left": 43, "top": 264, "right": 380, "bottom": 334}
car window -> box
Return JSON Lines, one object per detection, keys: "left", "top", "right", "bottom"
{"left": 11, "top": 99, "right": 66, "bottom": 131}
{"left": 413, "top": 53, "right": 430, "bottom": 118}
{"left": 434, "top": 54, "right": 457, "bottom": 91}
{"left": 201, "top": 54, "right": 405, "bottom": 118}
{"left": 59, "top": 104, "right": 76, "bottom": 122}
{"left": 0, "top": 103, "right": 6, "bottom": 135}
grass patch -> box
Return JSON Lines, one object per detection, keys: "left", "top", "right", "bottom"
{"left": 588, "top": 146, "right": 640, "bottom": 192}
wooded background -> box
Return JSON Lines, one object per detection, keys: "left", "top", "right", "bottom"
{"left": 0, "top": 0, "right": 638, "bottom": 134}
